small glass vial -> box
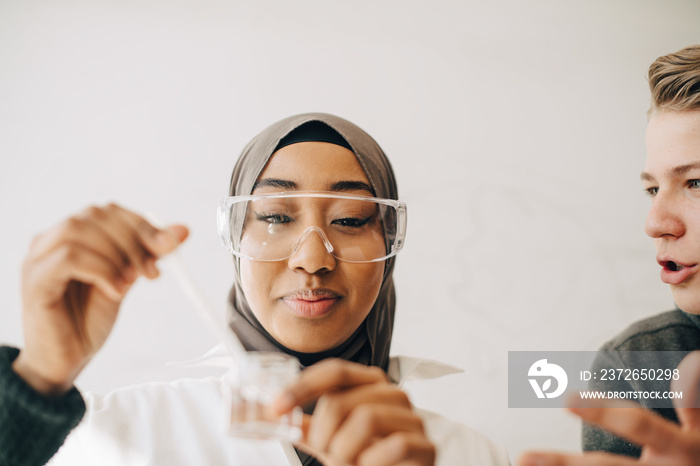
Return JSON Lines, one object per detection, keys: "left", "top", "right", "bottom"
{"left": 225, "top": 352, "right": 303, "bottom": 442}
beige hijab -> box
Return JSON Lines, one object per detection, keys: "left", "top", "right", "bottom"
{"left": 226, "top": 113, "right": 399, "bottom": 371}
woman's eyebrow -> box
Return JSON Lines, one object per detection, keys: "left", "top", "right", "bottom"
{"left": 252, "top": 178, "right": 374, "bottom": 194}
{"left": 253, "top": 178, "right": 297, "bottom": 190}
{"left": 329, "top": 181, "right": 374, "bottom": 194}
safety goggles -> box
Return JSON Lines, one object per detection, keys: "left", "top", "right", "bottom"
{"left": 217, "top": 192, "right": 407, "bottom": 263}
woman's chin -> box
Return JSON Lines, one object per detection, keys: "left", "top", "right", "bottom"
{"left": 280, "top": 339, "right": 337, "bottom": 354}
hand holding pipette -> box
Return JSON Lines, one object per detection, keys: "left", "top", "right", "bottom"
{"left": 13, "top": 204, "right": 189, "bottom": 396}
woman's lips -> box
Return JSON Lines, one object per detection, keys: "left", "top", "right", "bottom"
{"left": 658, "top": 259, "right": 698, "bottom": 285}
{"left": 281, "top": 290, "right": 341, "bottom": 318}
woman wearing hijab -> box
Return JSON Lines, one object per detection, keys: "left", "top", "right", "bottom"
{"left": 1, "top": 113, "right": 510, "bottom": 465}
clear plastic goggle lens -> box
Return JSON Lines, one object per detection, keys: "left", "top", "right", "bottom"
{"left": 217, "top": 192, "right": 407, "bottom": 263}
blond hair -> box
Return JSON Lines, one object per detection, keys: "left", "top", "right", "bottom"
{"left": 648, "top": 45, "right": 700, "bottom": 116}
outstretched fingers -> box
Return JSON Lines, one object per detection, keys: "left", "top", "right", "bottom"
{"left": 567, "top": 398, "right": 681, "bottom": 454}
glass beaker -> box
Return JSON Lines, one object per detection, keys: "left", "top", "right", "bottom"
{"left": 225, "top": 351, "right": 303, "bottom": 442}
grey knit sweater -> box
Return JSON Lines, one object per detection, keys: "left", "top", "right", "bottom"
{"left": 0, "top": 346, "right": 85, "bottom": 466}
{"left": 582, "top": 309, "right": 700, "bottom": 457}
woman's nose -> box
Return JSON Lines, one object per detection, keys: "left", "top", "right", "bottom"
{"left": 287, "top": 227, "right": 337, "bottom": 274}
{"left": 645, "top": 192, "right": 685, "bottom": 239}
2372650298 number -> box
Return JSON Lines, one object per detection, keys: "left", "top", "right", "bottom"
{"left": 597, "top": 368, "right": 680, "bottom": 381}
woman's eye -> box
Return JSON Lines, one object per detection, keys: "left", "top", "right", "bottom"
{"left": 645, "top": 187, "right": 658, "bottom": 197}
{"left": 256, "top": 212, "right": 292, "bottom": 224}
{"left": 332, "top": 216, "right": 371, "bottom": 228}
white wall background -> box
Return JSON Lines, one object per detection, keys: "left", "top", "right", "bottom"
{"left": 2, "top": 0, "right": 699, "bottom": 461}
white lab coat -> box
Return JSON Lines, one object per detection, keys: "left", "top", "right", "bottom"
{"left": 49, "top": 351, "right": 510, "bottom": 465}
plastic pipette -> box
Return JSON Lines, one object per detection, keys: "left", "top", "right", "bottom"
{"left": 147, "top": 214, "right": 246, "bottom": 362}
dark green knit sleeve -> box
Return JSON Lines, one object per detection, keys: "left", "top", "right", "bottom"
{"left": 0, "top": 346, "right": 86, "bottom": 466}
